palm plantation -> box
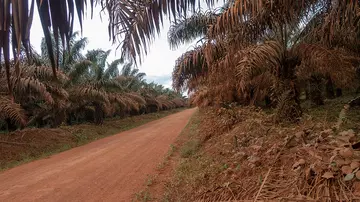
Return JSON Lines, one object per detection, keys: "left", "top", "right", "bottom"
{"left": 0, "top": 30, "right": 185, "bottom": 129}
{"left": 1, "top": 0, "right": 360, "bottom": 201}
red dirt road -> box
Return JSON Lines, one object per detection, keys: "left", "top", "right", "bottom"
{"left": 0, "top": 108, "right": 196, "bottom": 202}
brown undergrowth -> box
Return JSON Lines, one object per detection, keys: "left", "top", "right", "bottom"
{"left": 164, "top": 96, "right": 360, "bottom": 201}
{"left": 0, "top": 108, "right": 185, "bottom": 171}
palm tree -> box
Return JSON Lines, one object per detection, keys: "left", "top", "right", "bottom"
{"left": 170, "top": 1, "right": 360, "bottom": 122}
{"left": 41, "top": 31, "right": 89, "bottom": 73}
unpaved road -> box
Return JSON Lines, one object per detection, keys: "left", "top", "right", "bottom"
{"left": 0, "top": 108, "right": 196, "bottom": 202}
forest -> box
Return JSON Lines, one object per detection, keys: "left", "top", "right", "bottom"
{"left": 1, "top": 0, "right": 360, "bottom": 201}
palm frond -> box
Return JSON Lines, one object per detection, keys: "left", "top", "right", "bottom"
{"left": 13, "top": 77, "right": 54, "bottom": 105}
{"left": 120, "top": 63, "right": 133, "bottom": 77}
{"left": 126, "top": 92, "right": 146, "bottom": 106}
{"left": 294, "top": 44, "right": 358, "bottom": 88}
{"left": 101, "top": 0, "right": 216, "bottom": 62}
{"left": 172, "top": 45, "right": 207, "bottom": 91}
{"left": 168, "top": 11, "right": 218, "bottom": 49}
{"left": 23, "top": 65, "right": 68, "bottom": 83}
{"left": 236, "top": 41, "right": 284, "bottom": 92}
{"left": 104, "top": 59, "right": 123, "bottom": 80}
{"left": 67, "top": 60, "right": 92, "bottom": 84}
{"left": 69, "top": 85, "right": 109, "bottom": 104}
{"left": 0, "top": 96, "right": 27, "bottom": 127}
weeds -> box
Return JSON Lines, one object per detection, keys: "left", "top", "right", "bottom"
{"left": 180, "top": 139, "right": 200, "bottom": 158}
{"left": 133, "top": 175, "right": 156, "bottom": 202}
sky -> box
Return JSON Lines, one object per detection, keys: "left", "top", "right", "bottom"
{"left": 29, "top": 5, "right": 199, "bottom": 89}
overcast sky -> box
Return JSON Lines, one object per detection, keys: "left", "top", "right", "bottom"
{"left": 29, "top": 6, "right": 199, "bottom": 89}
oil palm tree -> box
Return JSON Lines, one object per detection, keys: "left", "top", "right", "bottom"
{"left": 41, "top": 31, "right": 89, "bottom": 73}
{"left": 171, "top": 1, "right": 360, "bottom": 122}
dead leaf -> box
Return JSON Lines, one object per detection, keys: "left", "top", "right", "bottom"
{"left": 335, "top": 159, "right": 345, "bottom": 166}
{"left": 339, "top": 148, "right": 353, "bottom": 158}
{"left": 295, "top": 131, "right": 304, "bottom": 139}
{"left": 353, "top": 181, "right": 360, "bottom": 196}
{"left": 322, "top": 172, "right": 334, "bottom": 179}
{"left": 356, "top": 171, "right": 360, "bottom": 180}
{"left": 307, "top": 150, "right": 323, "bottom": 160}
{"left": 342, "top": 165, "right": 353, "bottom": 174}
{"left": 351, "top": 161, "right": 360, "bottom": 169}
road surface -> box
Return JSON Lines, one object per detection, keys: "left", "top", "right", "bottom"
{"left": 0, "top": 108, "right": 196, "bottom": 202}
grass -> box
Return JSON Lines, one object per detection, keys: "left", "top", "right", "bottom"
{"left": 179, "top": 139, "right": 200, "bottom": 158}
{"left": 161, "top": 111, "right": 224, "bottom": 201}
{"left": 0, "top": 108, "right": 185, "bottom": 171}
{"left": 134, "top": 109, "right": 201, "bottom": 202}
{"left": 133, "top": 174, "right": 156, "bottom": 202}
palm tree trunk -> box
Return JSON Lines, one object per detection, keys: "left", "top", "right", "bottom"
{"left": 309, "top": 75, "right": 324, "bottom": 105}
{"left": 326, "top": 76, "right": 335, "bottom": 99}
{"left": 94, "top": 103, "right": 104, "bottom": 125}
{"left": 275, "top": 54, "right": 302, "bottom": 123}
{"left": 336, "top": 88, "right": 343, "bottom": 97}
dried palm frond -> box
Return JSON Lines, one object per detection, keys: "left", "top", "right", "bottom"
{"left": 0, "top": 96, "right": 27, "bottom": 127}
{"left": 12, "top": 77, "right": 54, "bottom": 105}
{"left": 191, "top": 87, "right": 212, "bottom": 107}
{"left": 108, "top": 93, "right": 127, "bottom": 110}
{"left": 294, "top": 43, "right": 358, "bottom": 88}
{"left": 236, "top": 41, "right": 284, "bottom": 92}
{"left": 172, "top": 45, "right": 207, "bottom": 91}
{"left": 22, "top": 65, "right": 68, "bottom": 83}
{"left": 126, "top": 92, "right": 146, "bottom": 106}
{"left": 46, "top": 85, "right": 69, "bottom": 101}
{"left": 209, "top": 0, "right": 318, "bottom": 41}
{"left": 101, "top": 0, "right": 216, "bottom": 62}
{"left": 69, "top": 85, "right": 109, "bottom": 104}
{"left": 172, "top": 97, "right": 186, "bottom": 107}
{"left": 144, "top": 95, "right": 162, "bottom": 110}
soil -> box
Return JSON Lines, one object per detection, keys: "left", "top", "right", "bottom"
{"left": 0, "top": 108, "right": 196, "bottom": 202}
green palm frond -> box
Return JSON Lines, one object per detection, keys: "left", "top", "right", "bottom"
{"left": 104, "top": 59, "right": 123, "bottom": 80}
{"left": 67, "top": 60, "right": 92, "bottom": 84}
{"left": 168, "top": 11, "right": 218, "bottom": 49}
{"left": 121, "top": 63, "right": 133, "bottom": 77}
{"left": 66, "top": 37, "right": 89, "bottom": 65}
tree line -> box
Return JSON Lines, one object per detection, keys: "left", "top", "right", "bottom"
{"left": 0, "top": 32, "right": 186, "bottom": 131}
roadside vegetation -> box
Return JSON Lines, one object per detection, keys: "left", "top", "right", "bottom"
{"left": 2, "top": 1, "right": 360, "bottom": 201}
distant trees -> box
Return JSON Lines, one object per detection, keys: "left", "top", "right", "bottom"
{"left": 0, "top": 33, "right": 185, "bottom": 131}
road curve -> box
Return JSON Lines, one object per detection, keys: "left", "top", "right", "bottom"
{"left": 0, "top": 108, "right": 196, "bottom": 202}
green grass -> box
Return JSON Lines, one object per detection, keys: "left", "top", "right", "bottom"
{"left": 0, "top": 108, "right": 185, "bottom": 171}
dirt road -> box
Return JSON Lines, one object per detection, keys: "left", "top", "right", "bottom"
{"left": 0, "top": 108, "right": 196, "bottom": 202}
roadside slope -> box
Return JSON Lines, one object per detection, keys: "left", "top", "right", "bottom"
{"left": 0, "top": 108, "right": 196, "bottom": 202}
